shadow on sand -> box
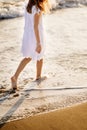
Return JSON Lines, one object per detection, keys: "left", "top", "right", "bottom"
{"left": 0, "top": 79, "right": 87, "bottom": 128}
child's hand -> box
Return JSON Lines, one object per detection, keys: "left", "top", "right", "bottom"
{"left": 36, "top": 44, "right": 42, "bottom": 53}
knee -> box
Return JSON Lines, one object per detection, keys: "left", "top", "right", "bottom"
{"left": 37, "top": 59, "right": 43, "bottom": 63}
{"left": 24, "top": 57, "right": 31, "bottom": 63}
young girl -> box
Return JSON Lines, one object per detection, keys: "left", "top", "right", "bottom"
{"left": 11, "top": 0, "right": 50, "bottom": 91}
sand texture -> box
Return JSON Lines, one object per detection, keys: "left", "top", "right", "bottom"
{"left": 0, "top": 7, "right": 87, "bottom": 125}
{"left": 0, "top": 103, "right": 87, "bottom": 130}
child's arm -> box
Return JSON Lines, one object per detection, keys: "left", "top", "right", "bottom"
{"left": 34, "top": 12, "right": 42, "bottom": 53}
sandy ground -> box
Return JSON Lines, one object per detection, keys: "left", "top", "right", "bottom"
{"left": 0, "top": 103, "right": 87, "bottom": 130}
{"left": 0, "top": 7, "right": 87, "bottom": 125}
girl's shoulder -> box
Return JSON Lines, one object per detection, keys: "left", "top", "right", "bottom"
{"left": 32, "top": 5, "right": 41, "bottom": 15}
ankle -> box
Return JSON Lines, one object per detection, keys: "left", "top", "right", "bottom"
{"left": 36, "top": 76, "right": 41, "bottom": 80}
{"left": 11, "top": 75, "right": 17, "bottom": 81}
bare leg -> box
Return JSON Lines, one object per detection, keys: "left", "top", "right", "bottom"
{"left": 11, "top": 57, "right": 31, "bottom": 89}
{"left": 36, "top": 59, "right": 43, "bottom": 80}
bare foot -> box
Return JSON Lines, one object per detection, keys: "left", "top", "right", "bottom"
{"left": 36, "top": 76, "right": 41, "bottom": 80}
{"left": 36, "top": 75, "right": 48, "bottom": 81}
{"left": 11, "top": 76, "right": 17, "bottom": 90}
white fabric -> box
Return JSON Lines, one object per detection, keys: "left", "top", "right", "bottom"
{"left": 21, "top": 6, "right": 45, "bottom": 61}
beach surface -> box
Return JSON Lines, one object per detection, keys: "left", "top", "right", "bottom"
{"left": 0, "top": 7, "right": 87, "bottom": 125}
{"left": 0, "top": 103, "right": 87, "bottom": 130}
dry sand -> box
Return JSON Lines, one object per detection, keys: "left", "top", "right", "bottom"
{"left": 0, "top": 103, "right": 87, "bottom": 130}
{"left": 0, "top": 7, "right": 87, "bottom": 126}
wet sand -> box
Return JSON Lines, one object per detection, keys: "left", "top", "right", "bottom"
{"left": 0, "top": 103, "right": 87, "bottom": 130}
{"left": 0, "top": 7, "right": 87, "bottom": 125}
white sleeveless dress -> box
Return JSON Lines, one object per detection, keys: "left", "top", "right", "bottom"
{"left": 21, "top": 5, "right": 45, "bottom": 61}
